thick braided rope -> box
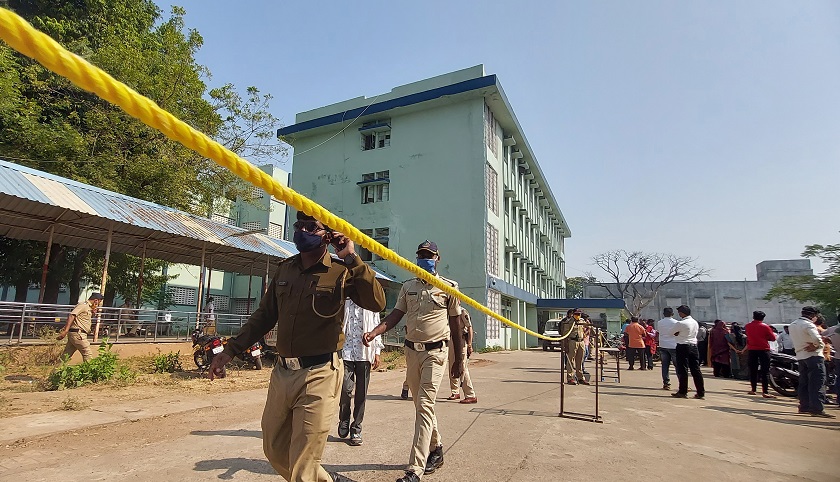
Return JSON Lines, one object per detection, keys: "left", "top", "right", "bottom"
{"left": 0, "top": 7, "right": 567, "bottom": 341}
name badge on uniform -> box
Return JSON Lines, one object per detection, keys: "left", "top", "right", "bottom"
{"left": 277, "top": 281, "right": 288, "bottom": 286}
{"left": 407, "top": 292, "right": 417, "bottom": 295}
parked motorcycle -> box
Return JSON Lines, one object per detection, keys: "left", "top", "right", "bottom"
{"left": 769, "top": 352, "right": 799, "bottom": 397}
{"left": 769, "top": 350, "right": 837, "bottom": 398}
{"left": 191, "top": 329, "right": 263, "bottom": 371}
{"left": 191, "top": 329, "right": 225, "bottom": 371}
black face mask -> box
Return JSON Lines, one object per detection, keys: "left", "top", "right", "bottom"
{"left": 293, "top": 230, "right": 325, "bottom": 252}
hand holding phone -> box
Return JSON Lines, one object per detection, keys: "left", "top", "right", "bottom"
{"left": 329, "top": 230, "right": 354, "bottom": 259}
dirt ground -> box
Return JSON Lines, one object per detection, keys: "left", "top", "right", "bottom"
{"left": 1, "top": 348, "right": 835, "bottom": 482}
{"left": 0, "top": 342, "right": 490, "bottom": 420}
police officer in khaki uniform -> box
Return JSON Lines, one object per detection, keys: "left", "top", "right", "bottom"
{"left": 363, "top": 241, "right": 464, "bottom": 482}
{"left": 209, "top": 212, "right": 385, "bottom": 482}
{"left": 56, "top": 292, "right": 103, "bottom": 362}
{"left": 447, "top": 308, "right": 477, "bottom": 403}
{"left": 560, "top": 308, "right": 588, "bottom": 385}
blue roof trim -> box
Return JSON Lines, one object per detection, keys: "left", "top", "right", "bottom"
{"left": 488, "top": 276, "right": 538, "bottom": 305}
{"left": 278, "top": 75, "right": 497, "bottom": 137}
{"left": 537, "top": 298, "right": 627, "bottom": 309}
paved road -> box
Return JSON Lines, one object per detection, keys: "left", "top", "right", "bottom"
{"left": 1, "top": 350, "right": 836, "bottom": 481}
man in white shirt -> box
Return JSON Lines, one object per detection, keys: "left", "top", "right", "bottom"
{"left": 788, "top": 306, "right": 833, "bottom": 418}
{"left": 656, "top": 307, "right": 679, "bottom": 391}
{"left": 672, "top": 305, "right": 705, "bottom": 399}
{"left": 776, "top": 326, "right": 795, "bottom": 355}
{"left": 338, "top": 299, "right": 383, "bottom": 445}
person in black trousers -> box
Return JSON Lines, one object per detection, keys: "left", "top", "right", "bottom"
{"left": 672, "top": 305, "right": 706, "bottom": 400}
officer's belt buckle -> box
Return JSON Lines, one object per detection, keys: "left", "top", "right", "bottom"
{"left": 413, "top": 342, "right": 425, "bottom": 351}
{"left": 284, "top": 357, "right": 302, "bottom": 370}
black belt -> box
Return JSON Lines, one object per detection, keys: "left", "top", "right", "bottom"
{"left": 279, "top": 352, "right": 333, "bottom": 370}
{"left": 68, "top": 328, "right": 88, "bottom": 334}
{"left": 404, "top": 339, "right": 447, "bottom": 351}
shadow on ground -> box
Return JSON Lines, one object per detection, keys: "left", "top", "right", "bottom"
{"left": 194, "top": 457, "right": 276, "bottom": 479}
{"left": 703, "top": 406, "right": 840, "bottom": 431}
{"left": 191, "top": 429, "right": 262, "bottom": 438}
{"left": 323, "top": 463, "right": 405, "bottom": 473}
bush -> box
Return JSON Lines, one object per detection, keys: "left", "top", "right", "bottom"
{"left": 46, "top": 342, "right": 134, "bottom": 390}
{"left": 151, "top": 350, "right": 182, "bottom": 373}
{"left": 478, "top": 345, "right": 504, "bottom": 354}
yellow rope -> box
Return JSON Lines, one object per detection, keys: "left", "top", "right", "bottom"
{"left": 0, "top": 7, "right": 563, "bottom": 341}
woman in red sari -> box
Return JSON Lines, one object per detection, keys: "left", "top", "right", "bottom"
{"left": 644, "top": 320, "right": 658, "bottom": 370}
{"left": 709, "top": 320, "right": 732, "bottom": 378}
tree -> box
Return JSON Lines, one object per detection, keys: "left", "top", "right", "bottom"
{"left": 0, "top": 2, "right": 285, "bottom": 304}
{"left": 765, "top": 240, "right": 840, "bottom": 320}
{"left": 0, "top": 238, "right": 42, "bottom": 302}
{"left": 565, "top": 276, "right": 595, "bottom": 299}
{"left": 587, "top": 250, "right": 710, "bottom": 317}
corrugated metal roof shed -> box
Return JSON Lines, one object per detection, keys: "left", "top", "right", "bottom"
{"left": 0, "top": 159, "right": 394, "bottom": 281}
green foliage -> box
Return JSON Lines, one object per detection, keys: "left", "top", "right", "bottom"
{"left": 0, "top": 1, "right": 285, "bottom": 301}
{"left": 46, "top": 342, "right": 134, "bottom": 390}
{"left": 765, "top": 238, "right": 840, "bottom": 319}
{"left": 478, "top": 345, "right": 505, "bottom": 353}
{"left": 151, "top": 350, "right": 182, "bottom": 373}
{"left": 565, "top": 276, "right": 596, "bottom": 299}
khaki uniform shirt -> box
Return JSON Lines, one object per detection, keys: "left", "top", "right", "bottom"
{"left": 395, "top": 275, "right": 461, "bottom": 343}
{"left": 69, "top": 301, "right": 93, "bottom": 333}
{"left": 225, "top": 252, "right": 385, "bottom": 358}
{"left": 559, "top": 316, "right": 585, "bottom": 345}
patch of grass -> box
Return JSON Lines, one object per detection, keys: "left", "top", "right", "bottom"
{"left": 151, "top": 350, "right": 183, "bottom": 373}
{"left": 60, "top": 396, "right": 88, "bottom": 411}
{"left": 46, "top": 342, "right": 136, "bottom": 390}
{"left": 478, "top": 345, "right": 504, "bottom": 354}
{"left": 381, "top": 349, "right": 406, "bottom": 370}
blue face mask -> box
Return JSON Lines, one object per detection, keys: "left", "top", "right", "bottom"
{"left": 416, "top": 258, "right": 436, "bottom": 274}
{"left": 293, "top": 230, "right": 325, "bottom": 253}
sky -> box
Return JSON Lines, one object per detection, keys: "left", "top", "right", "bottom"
{"left": 159, "top": 0, "right": 839, "bottom": 281}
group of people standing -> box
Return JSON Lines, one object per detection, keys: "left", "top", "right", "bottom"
{"left": 646, "top": 305, "right": 836, "bottom": 418}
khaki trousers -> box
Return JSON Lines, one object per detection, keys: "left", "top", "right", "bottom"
{"left": 448, "top": 342, "right": 475, "bottom": 398}
{"left": 262, "top": 353, "right": 342, "bottom": 482}
{"left": 405, "top": 345, "right": 448, "bottom": 476}
{"left": 62, "top": 332, "right": 93, "bottom": 362}
{"left": 564, "top": 340, "right": 585, "bottom": 381}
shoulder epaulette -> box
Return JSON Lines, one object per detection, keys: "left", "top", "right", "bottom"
{"left": 439, "top": 276, "right": 458, "bottom": 288}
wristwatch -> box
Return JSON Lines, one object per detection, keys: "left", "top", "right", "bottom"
{"left": 343, "top": 252, "right": 358, "bottom": 264}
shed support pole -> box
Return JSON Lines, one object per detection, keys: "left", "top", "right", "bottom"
{"left": 93, "top": 225, "right": 113, "bottom": 343}
{"left": 196, "top": 244, "right": 206, "bottom": 329}
{"left": 37, "top": 225, "right": 55, "bottom": 304}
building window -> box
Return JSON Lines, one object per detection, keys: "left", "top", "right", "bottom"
{"left": 484, "top": 103, "right": 499, "bottom": 157}
{"left": 241, "top": 221, "right": 264, "bottom": 233}
{"left": 232, "top": 298, "right": 256, "bottom": 315}
{"left": 486, "top": 223, "right": 499, "bottom": 277}
{"left": 486, "top": 163, "right": 498, "bottom": 216}
{"left": 268, "top": 222, "right": 283, "bottom": 239}
{"left": 359, "top": 171, "right": 390, "bottom": 204}
{"left": 211, "top": 294, "right": 230, "bottom": 312}
{"left": 486, "top": 289, "right": 501, "bottom": 340}
{"left": 169, "top": 286, "right": 196, "bottom": 306}
{"left": 665, "top": 297, "right": 682, "bottom": 307}
{"left": 358, "top": 227, "right": 390, "bottom": 261}
{"left": 360, "top": 120, "right": 391, "bottom": 150}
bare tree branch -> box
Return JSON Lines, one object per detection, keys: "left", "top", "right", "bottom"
{"left": 590, "top": 250, "right": 710, "bottom": 317}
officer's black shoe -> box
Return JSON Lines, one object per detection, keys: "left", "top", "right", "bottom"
{"left": 337, "top": 420, "right": 350, "bottom": 438}
{"left": 424, "top": 445, "right": 444, "bottom": 474}
{"left": 330, "top": 472, "right": 358, "bottom": 482}
{"left": 395, "top": 471, "right": 420, "bottom": 482}
{"left": 400, "top": 388, "right": 409, "bottom": 400}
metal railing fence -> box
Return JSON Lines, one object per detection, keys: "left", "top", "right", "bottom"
{"left": 0, "top": 301, "right": 250, "bottom": 345}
